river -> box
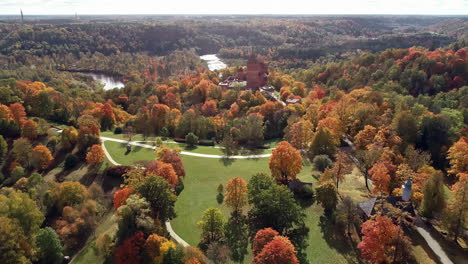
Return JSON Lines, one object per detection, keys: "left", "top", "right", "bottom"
{"left": 200, "top": 54, "right": 227, "bottom": 71}
{"left": 86, "top": 73, "right": 125, "bottom": 90}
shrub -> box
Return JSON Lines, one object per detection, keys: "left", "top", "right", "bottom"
{"left": 64, "top": 154, "right": 79, "bottom": 170}
{"left": 198, "top": 139, "right": 215, "bottom": 146}
{"left": 313, "top": 155, "right": 333, "bottom": 172}
{"left": 175, "top": 179, "right": 184, "bottom": 196}
{"left": 185, "top": 133, "right": 199, "bottom": 147}
{"left": 114, "top": 127, "right": 123, "bottom": 134}
{"left": 216, "top": 193, "right": 224, "bottom": 204}
{"left": 295, "top": 184, "right": 314, "bottom": 200}
{"left": 105, "top": 165, "right": 133, "bottom": 178}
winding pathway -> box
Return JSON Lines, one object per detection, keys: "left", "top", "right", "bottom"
{"left": 101, "top": 136, "right": 272, "bottom": 159}
{"left": 101, "top": 140, "right": 191, "bottom": 247}
{"left": 100, "top": 136, "right": 274, "bottom": 247}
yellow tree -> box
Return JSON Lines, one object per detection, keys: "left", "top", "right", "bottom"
{"left": 354, "top": 125, "right": 377, "bottom": 150}
{"left": 269, "top": 141, "right": 302, "bottom": 184}
{"left": 224, "top": 177, "right": 248, "bottom": 213}
{"left": 447, "top": 137, "right": 468, "bottom": 177}
{"left": 317, "top": 117, "right": 341, "bottom": 145}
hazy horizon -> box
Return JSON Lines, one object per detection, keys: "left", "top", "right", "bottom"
{"left": 1, "top": 0, "right": 467, "bottom": 16}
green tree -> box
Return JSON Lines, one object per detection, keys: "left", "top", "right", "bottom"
{"left": 224, "top": 212, "right": 248, "bottom": 263}
{"left": 0, "top": 135, "right": 7, "bottom": 164}
{"left": 336, "top": 196, "right": 360, "bottom": 236}
{"left": 419, "top": 115, "right": 450, "bottom": 169}
{"left": 421, "top": 172, "right": 446, "bottom": 218}
{"left": 198, "top": 208, "right": 225, "bottom": 245}
{"left": 116, "top": 194, "right": 154, "bottom": 243}
{"left": 36, "top": 227, "right": 63, "bottom": 264}
{"left": 136, "top": 175, "right": 177, "bottom": 223}
{"left": 10, "top": 166, "right": 25, "bottom": 184}
{"left": 12, "top": 137, "right": 32, "bottom": 167}
{"left": 247, "top": 177, "right": 308, "bottom": 263}
{"left": 393, "top": 111, "right": 418, "bottom": 147}
{"left": 185, "top": 132, "right": 199, "bottom": 148}
{"left": 442, "top": 175, "right": 467, "bottom": 242}
{"left": 0, "top": 216, "right": 34, "bottom": 264}
{"left": 309, "top": 127, "right": 336, "bottom": 158}
{"left": 234, "top": 114, "right": 264, "bottom": 148}
{"left": 162, "top": 246, "right": 184, "bottom": 264}
{"left": 0, "top": 191, "right": 45, "bottom": 234}
{"left": 316, "top": 180, "right": 338, "bottom": 217}
{"left": 313, "top": 155, "right": 332, "bottom": 172}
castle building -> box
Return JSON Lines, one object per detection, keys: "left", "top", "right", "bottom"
{"left": 246, "top": 55, "right": 268, "bottom": 89}
{"left": 219, "top": 55, "right": 269, "bottom": 90}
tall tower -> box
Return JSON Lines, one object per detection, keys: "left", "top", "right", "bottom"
{"left": 401, "top": 178, "right": 412, "bottom": 202}
{"left": 20, "top": 9, "right": 24, "bottom": 24}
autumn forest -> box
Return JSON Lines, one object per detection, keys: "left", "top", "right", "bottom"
{"left": 0, "top": 14, "right": 466, "bottom": 264}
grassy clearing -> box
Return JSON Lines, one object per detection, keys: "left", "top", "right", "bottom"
{"left": 104, "top": 140, "right": 361, "bottom": 263}
{"left": 71, "top": 212, "right": 118, "bottom": 264}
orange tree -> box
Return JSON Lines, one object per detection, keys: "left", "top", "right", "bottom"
{"left": 31, "top": 145, "right": 54, "bottom": 170}
{"left": 269, "top": 141, "right": 302, "bottom": 184}
{"left": 86, "top": 144, "right": 105, "bottom": 165}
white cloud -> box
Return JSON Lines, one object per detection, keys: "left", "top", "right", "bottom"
{"left": 0, "top": 0, "right": 467, "bottom": 15}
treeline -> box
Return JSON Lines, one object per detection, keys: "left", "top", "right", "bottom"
{"left": 0, "top": 16, "right": 464, "bottom": 71}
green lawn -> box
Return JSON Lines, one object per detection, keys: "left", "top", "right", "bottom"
{"left": 104, "top": 140, "right": 361, "bottom": 263}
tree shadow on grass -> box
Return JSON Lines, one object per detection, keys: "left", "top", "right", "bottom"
{"left": 79, "top": 167, "right": 99, "bottom": 186}
{"left": 318, "top": 215, "right": 361, "bottom": 264}
{"left": 219, "top": 157, "right": 235, "bottom": 166}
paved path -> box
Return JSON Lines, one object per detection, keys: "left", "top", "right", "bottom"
{"left": 414, "top": 217, "right": 454, "bottom": 264}
{"left": 101, "top": 140, "right": 191, "bottom": 247}
{"left": 101, "top": 136, "right": 272, "bottom": 159}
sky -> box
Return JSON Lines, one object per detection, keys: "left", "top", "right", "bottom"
{"left": 1, "top": 0, "right": 467, "bottom": 15}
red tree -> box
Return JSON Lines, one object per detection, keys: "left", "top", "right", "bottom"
{"left": 254, "top": 236, "right": 299, "bottom": 264}
{"left": 253, "top": 228, "right": 280, "bottom": 256}
{"left": 201, "top": 100, "right": 218, "bottom": 116}
{"left": 369, "top": 161, "right": 391, "bottom": 195}
{"left": 146, "top": 160, "right": 178, "bottom": 185}
{"left": 113, "top": 188, "right": 133, "bottom": 210}
{"left": 9, "top": 103, "right": 26, "bottom": 125}
{"left": 115, "top": 232, "right": 145, "bottom": 264}
{"left": 156, "top": 147, "right": 185, "bottom": 177}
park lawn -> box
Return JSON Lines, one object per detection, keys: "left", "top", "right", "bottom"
{"left": 104, "top": 140, "right": 361, "bottom": 263}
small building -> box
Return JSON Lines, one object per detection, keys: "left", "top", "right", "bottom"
{"left": 286, "top": 98, "right": 301, "bottom": 105}
{"left": 358, "top": 178, "right": 415, "bottom": 221}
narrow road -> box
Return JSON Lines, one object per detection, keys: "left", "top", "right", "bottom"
{"left": 414, "top": 217, "right": 454, "bottom": 264}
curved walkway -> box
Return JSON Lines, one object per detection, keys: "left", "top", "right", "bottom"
{"left": 101, "top": 140, "right": 191, "bottom": 247}
{"left": 101, "top": 136, "right": 272, "bottom": 159}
